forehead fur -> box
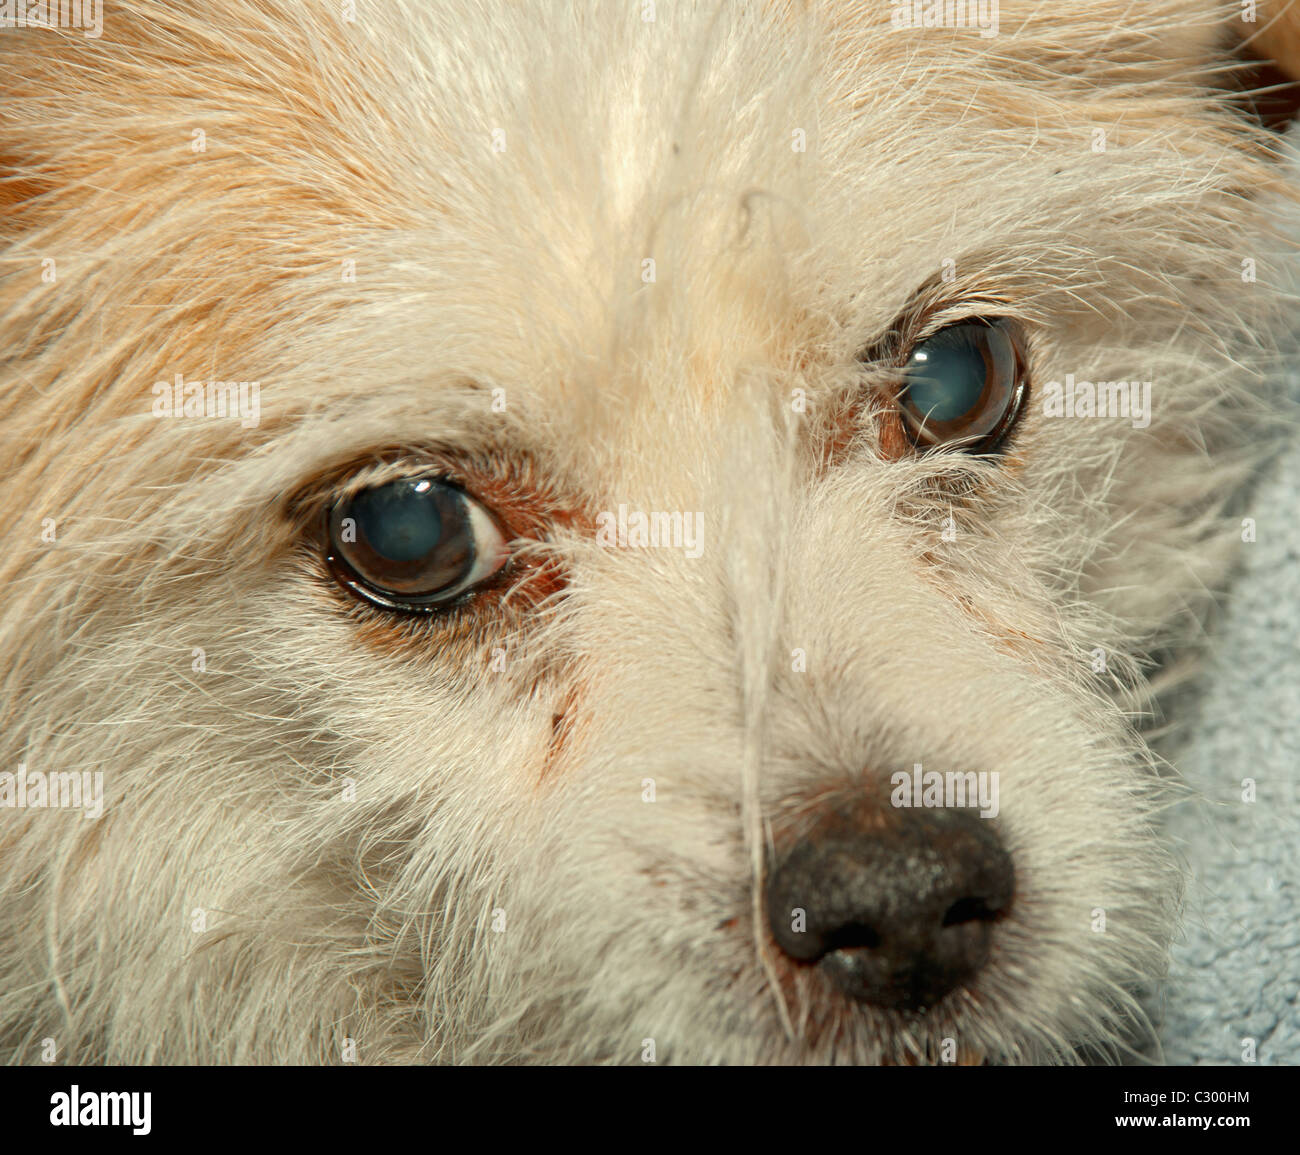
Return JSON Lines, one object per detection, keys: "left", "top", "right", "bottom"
{"left": 0, "top": 1, "right": 1281, "bottom": 454}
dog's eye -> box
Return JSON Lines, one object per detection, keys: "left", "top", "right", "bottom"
{"left": 897, "top": 319, "right": 1027, "bottom": 452}
{"left": 326, "top": 477, "right": 509, "bottom": 612}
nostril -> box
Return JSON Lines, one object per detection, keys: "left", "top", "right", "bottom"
{"left": 941, "top": 895, "right": 1001, "bottom": 928}
{"left": 822, "top": 921, "right": 882, "bottom": 952}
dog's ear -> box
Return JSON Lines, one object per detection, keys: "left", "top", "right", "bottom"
{"left": 1232, "top": 0, "right": 1300, "bottom": 131}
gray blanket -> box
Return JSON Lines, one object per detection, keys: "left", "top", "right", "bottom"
{"left": 1158, "top": 388, "right": 1300, "bottom": 1064}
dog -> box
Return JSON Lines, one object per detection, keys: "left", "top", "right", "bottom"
{"left": 0, "top": 0, "right": 1296, "bottom": 1065}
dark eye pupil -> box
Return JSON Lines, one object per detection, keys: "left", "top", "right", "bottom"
{"left": 329, "top": 478, "right": 476, "bottom": 602}
{"left": 904, "top": 329, "right": 989, "bottom": 422}
{"left": 898, "top": 320, "right": 1023, "bottom": 451}
{"left": 351, "top": 481, "right": 445, "bottom": 562}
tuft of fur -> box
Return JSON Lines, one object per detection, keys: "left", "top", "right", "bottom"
{"left": 0, "top": 0, "right": 1294, "bottom": 1063}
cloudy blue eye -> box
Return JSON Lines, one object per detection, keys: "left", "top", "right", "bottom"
{"left": 326, "top": 477, "right": 509, "bottom": 611}
{"left": 898, "top": 320, "right": 1026, "bottom": 451}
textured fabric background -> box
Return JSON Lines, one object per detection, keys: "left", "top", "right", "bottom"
{"left": 1157, "top": 371, "right": 1300, "bottom": 1064}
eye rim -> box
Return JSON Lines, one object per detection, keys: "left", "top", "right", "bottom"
{"left": 892, "top": 316, "right": 1030, "bottom": 455}
{"left": 324, "top": 475, "right": 512, "bottom": 615}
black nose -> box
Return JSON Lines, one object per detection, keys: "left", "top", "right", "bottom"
{"left": 765, "top": 806, "right": 1014, "bottom": 1011}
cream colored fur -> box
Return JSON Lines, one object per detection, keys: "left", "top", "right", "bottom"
{"left": 0, "top": 0, "right": 1293, "bottom": 1063}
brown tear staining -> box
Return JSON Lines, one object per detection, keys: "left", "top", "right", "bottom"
{"left": 539, "top": 678, "right": 585, "bottom": 787}
{"left": 952, "top": 592, "right": 1048, "bottom": 662}
{"left": 814, "top": 388, "right": 910, "bottom": 475}
{"left": 873, "top": 397, "right": 913, "bottom": 463}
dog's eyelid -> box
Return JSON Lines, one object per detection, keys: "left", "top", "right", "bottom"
{"left": 857, "top": 294, "right": 1022, "bottom": 367}
{"left": 286, "top": 451, "right": 476, "bottom": 522}
{"left": 334, "top": 460, "right": 465, "bottom": 501}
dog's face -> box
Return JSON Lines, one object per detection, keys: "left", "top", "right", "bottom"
{"left": 0, "top": 0, "right": 1286, "bottom": 1063}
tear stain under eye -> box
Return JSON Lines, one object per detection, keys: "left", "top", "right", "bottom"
{"left": 333, "top": 591, "right": 498, "bottom": 661}
{"left": 539, "top": 679, "right": 585, "bottom": 788}
{"left": 813, "top": 389, "right": 911, "bottom": 475}
{"left": 322, "top": 552, "right": 567, "bottom": 667}
{"left": 947, "top": 588, "right": 1049, "bottom": 663}
{"left": 873, "top": 395, "right": 914, "bottom": 463}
